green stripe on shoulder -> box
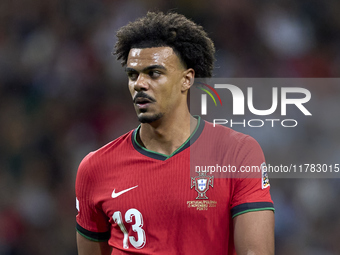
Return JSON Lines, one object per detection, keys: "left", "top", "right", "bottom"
{"left": 232, "top": 207, "right": 275, "bottom": 218}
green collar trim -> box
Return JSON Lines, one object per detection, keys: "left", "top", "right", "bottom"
{"left": 132, "top": 116, "right": 204, "bottom": 161}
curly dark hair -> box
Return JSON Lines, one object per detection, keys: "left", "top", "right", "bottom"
{"left": 113, "top": 11, "right": 215, "bottom": 78}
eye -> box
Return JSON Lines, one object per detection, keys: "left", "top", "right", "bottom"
{"left": 148, "top": 70, "right": 161, "bottom": 79}
{"left": 127, "top": 72, "right": 139, "bottom": 81}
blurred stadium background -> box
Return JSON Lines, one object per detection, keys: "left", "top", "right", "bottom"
{"left": 1, "top": 0, "right": 340, "bottom": 254}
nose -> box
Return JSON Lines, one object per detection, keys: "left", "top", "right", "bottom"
{"left": 133, "top": 73, "right": 149, "bottom": 91}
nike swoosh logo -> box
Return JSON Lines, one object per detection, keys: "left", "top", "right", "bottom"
{"left": 111, "top": 185, "right": 138, "bottom": 198}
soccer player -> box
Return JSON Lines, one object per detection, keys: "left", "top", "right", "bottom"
{"left": 75, "top": 12, "right": 275, "bottom": 255}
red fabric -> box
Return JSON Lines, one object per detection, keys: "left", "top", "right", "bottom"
{"left": 76, "top": 120, "right": 273, "bottom": 254}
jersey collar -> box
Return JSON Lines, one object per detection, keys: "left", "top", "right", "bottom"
{"left": 131, "top": 116, "right": 205, "bottom": 161}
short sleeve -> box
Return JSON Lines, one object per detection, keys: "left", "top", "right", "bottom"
{"left": 75, "top": 152, "right": 110, "bottom": 241}
{"left": 230, "top": 136, "right": 274, "bottom": 218}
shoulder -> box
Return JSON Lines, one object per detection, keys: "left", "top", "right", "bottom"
{"left": 192, "top": 120, "right": 264, "bottom": 165}
{"left": 202, "top": 120, "right": 260, "bottom": 149}
{"left": 77, "top": 129, "right": 134, "bottom": 176}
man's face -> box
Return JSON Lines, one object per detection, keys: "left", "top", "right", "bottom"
{"left": 126, "top": 47, "right": 188, "bottom": 123}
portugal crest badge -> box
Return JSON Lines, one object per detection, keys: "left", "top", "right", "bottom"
{"left": 191, "top": 172, "right": 214, "bottom": 199}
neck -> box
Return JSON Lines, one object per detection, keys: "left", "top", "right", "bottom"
{"left": 138, "top": 111, "right": 198, "bottom": 156}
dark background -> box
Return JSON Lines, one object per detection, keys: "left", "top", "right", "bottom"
{"left": 1, "top": 0, "right": 340, "bottom": 254}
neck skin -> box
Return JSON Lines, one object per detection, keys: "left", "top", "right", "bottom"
{"left": 138, "top": 105, "right": 198, "bottom": 156}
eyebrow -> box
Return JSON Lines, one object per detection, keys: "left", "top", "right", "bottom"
{"left": 125, "top": 65, "right": 167, "bottom": 73}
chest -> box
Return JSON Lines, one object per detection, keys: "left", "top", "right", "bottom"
{"left": 93, "top": 156, "right": 233, "bottom": 223}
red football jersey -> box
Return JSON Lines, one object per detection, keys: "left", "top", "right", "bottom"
{"left": 75, "top": 117, "right": 274, "bottom": 254}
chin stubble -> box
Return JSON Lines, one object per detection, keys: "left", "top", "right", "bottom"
{"left": 138, "top": 113, "right": 164, "bottom": 123}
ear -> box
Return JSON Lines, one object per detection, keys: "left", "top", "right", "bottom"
{"left": 181, "top": 68, "right": 195, "bottom": 92}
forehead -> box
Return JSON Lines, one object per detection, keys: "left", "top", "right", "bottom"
{"left": 126, "top": 47, "right": 183, "bottom": 70}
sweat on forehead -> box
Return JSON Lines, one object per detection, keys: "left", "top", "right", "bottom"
{"left": 130, "top": 42, "right": 186, "bottom": 68}
{"left": 127, "top": 47, "right": 187, "bottom": 70}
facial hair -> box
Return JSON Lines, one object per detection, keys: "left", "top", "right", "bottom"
{"left": 133, "top": 91, "right": 162, "bottom": 123}
{"left": 138, "top": 112, "right": 164, "bottom": 123}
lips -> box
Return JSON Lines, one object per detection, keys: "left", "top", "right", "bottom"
{"left": 134, "top": 98, "right": 152, "bottom": 104}
{"left": 134, "top": 97, "right": 154, "bottom": 110}
{"left": 133, "top": 92, "right": 156, "bottom": 110}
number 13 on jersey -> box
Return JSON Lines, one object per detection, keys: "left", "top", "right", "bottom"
{"left": 112, "top": 208, "right": 146, "bottom": 249}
